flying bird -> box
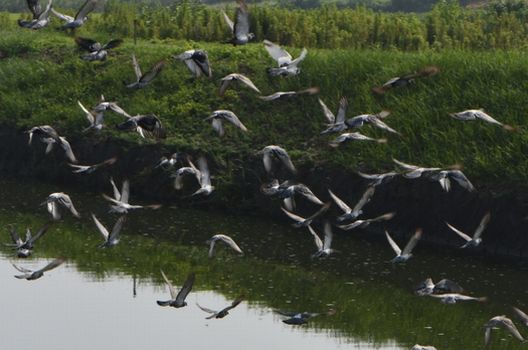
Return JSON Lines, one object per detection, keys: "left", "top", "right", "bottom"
{"left": 173, "top": 49, "right": 212, "bottom": 78}
{"left": 197, "top": 297, "right": 243, "bottom": 319}
{"left": 450, "top": 109, "right": 514, "bottom": 131}
{"left": 445, "top": 212, "right": 490, "bottom": 248}
{"left": 52, "top": 0, "right": 99, "bottom": 29}
{"left": 484, "top": 316, "right": 525, "bottom": 346}
{"left": 263, "top": 40, "right": 307, "bottom": 77}
{"left": 156, "top": 153, "right": 180, "bottom": 169}
{"left": 68, "top": 157, "right": 117, "bottom": 174}
{"left": 259, "top": 87, "right": 319, "bottom": 101}
{"left": 5, "top": 223, "right": 50, "bottom": 258}
{"left": 91, "top": 214, "right": 125, "bottom": 248}
{"left": 411, "top": 345, "right": 437, "bottom": 350}
{"left": 357, "top": 170, "right": 398, "bottom": 187}
{"left": 276, "top": 310, "right": 321, "bottom": 325}
{"left": 27, "top": 125, "right": 77, "bottom": 163}
{"left": 393, "top": 159, "right": 441, "bottom": 179}
{"left": 191, "top": 157, "right": 215, "bottom": 196}
{"left": 124, "top": 54, "right": 165, "bottom": 89}
{"left": 337, "top": 212, "right": 395, "bottom": 231}
{"left": 278, "top": 183, "right": 325, "bottom": 211}
{"left": 281, "top": 203, "right": 330, "bottom": 228}
{"left": 372, "top": 66, "right": 439, "bottom": 94}
{"left": 319, "top": 97, "right": 348, "bottom": 134}
{"left": 75, "top": 37, "right": 123, "bottom": 61}
{"left": 117, "top": 114, "right": 166, "bottom": 140}
{"left": 513, "top": 307, "right": 528, "bottom": 327}
{"left": 18, "top": 0, "right": 53, "bottom": 30}
{"left": 328, "top": 187, "right": 375, "bottom": 223}
{"left": 172, "top": 157, "right": 201, "bottom": 190}
{"left": 385, "top": 229, "right": 422, "bottom": 263}
{"left": 329, "top": 132, "right": 387, "bottom": 147}
{"left": 259, "top": 145, "right": 296, "bottom": 175}
{"left": 205, "top": 110, "right": 248, "bottom": 136}
{"left": 102, "top": 178, "right": 161, "bottom": 213}
{"left": 222, "top": 0, "right": 254, "bottom": 45}
{"left": 156, "top": 271, "right": 195, "bottom": 308}
{"left": 13, "top": 258, "right": 64, "bottom": 280}
{"left": 429, "top": 169, "right": 475, "bottom": 192}
{"left": 309, "top": 222, "right": 337, "bottom": 258}
{"left": 219, "top": 73, "right": 260, "bottom": 96}
{"left": 414, "top": 278, "right": 464, "bottom": 296}
{"left": 428, "top": 293, "right": 487, "bottom": 304}
{"left": 207, "top": 234, "right": 243, "bottom": 258}
{"left": 41, "top": 192, "right": 81, "bottom": 220}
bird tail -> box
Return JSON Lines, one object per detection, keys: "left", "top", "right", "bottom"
{"left": 477, "top": 297, "right": 488, "bottom": 302}
{"left": 502, "top": 124, "right": 516, "bottom": 132}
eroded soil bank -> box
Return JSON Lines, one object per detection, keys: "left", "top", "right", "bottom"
{"left": 1, "top": 127, "right": 527, "bottom": 259}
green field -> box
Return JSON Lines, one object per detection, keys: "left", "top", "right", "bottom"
{"left": 1, "top": 24, "right": 528, "bottom": 193}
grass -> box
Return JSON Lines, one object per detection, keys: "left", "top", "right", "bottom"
{"left": 1, "top": 25, "right": 528, "bottom": 195}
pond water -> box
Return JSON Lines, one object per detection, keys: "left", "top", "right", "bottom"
{"left": 0, "top": 178, "right": 527, "bottom": 350}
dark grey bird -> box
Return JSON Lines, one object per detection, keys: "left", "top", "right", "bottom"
{"left": 276, "top": 311, "right": 320, "bottom": 325}
{"left": 259, "top": 87, "right": 319, "bottom": 101}
{"left": 124, "top": 54, "right": 165, "bottom": 89}
{"left": 207, "top": 234, "right": 243, "bottom": 258}
{"left": 116, "top": 114, "right": 166, "bottom": 140}
{"left": 222, "top": 0, "right": 254, "bottom": 45}
{"left": 372, "top": 66, "right": 439, "bottom": 95}
{"left": 263, "top": 40, "right": 307, "bottom": 77}
{"left": 319, "top": 97, "right": 349, "bottom": 134}
{"left": 75, "top": 37, "right": 123, "bottom": 61}
{"left": 5, "top": 223, "right": 50, "bottom": 258}
{"left": 205, "top": 110, "right": 248, "bottom": 136}
{"left": 68, "top": 157, "right": 117, "bottom": 174}
{"left": 445, "top": 212, "right": 490, "bottom": 248}
{"left": 197, "top": 297, "right": 243, "bottom": 319}
{"left": 484, "top": 316, "right": 526, "bottom": 346}
{"left": 52, "top": 0, "right": 99, "bottom": 29}
{"left": 357, "top": 170, "right": 398, "bottom": 187}
{"left": 259, "top": 145, "right": 296, "bottom": 175}
{"left": 414, "top": 277, "right": 464, "bottom": 296}
{"left": 27, "top": 125, "right": 77, "bottom": 163}
{"left": 173, "top": 49, "right": 212, "bottom": 78}
{"left": 91, "top": 214, "right": 125, "bottom": 248}
{"left": 281, "top": 203, "right": 330, "bottom": 228}
{"left": 41, "top": 192, "right": 81, "bottom": 220}
{"left": 156, "top": 271, "right": 195, "bottom": 308}
{"left": 328, "top": 187, "right": 375, "bottom": 223}
{"left": 13, "top": 258, "right": 64, "bottom": 280}
{"left": 219, "top": 73, "right": 261, "bottom": 96}
{"left": 18, "top": 0, "right": 53, "bottom": 30}
{"left": 337, "top": 212, "right": 395, "bottom": 231}
{"left": 309, "top": 221, "right": 338, "bottom": 258}
{"left": 450, "top": 109, "right": 514, "bottom": 131}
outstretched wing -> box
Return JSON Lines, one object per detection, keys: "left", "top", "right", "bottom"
{"left": 402, "top": 229, "right": 422, "bottom": 256}
{"left": 328, "top": 189, "right": 351, "bottom": 214}
{"left": 139, "top": 60, "right": 165, "bottom": 84}
{"left": 385, "top": 230, "right": 401, "bottom": 256}
{"left": 175, "top": 272, "right": 195, "bottom": 304}
{"left": 473, "top": 212, "right": 490, "bottom": 240}
{"left": 221, "top": 11, "right": 234, "bottom": 32}
{"left": 263, "top": 40, "right": 292, "bottom": 66}
{"left": 75, "top": 0, "right": 98, "bottom": 21}
{"left": 38, "top": 258, "right": 65, "bottom": 273}
{"left": 160, "top": 270, "right": 177, "bottom": 300}
{"left": 445, "top": 222, "right": 472, "bottom": 242}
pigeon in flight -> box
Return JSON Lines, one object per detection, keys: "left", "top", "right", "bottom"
{"left": 124, "top": 54, "right": 165, "bottom": 89}
{"left": 13, "top": 258, "right": 64, "bottom": 280}
{"left": 450, "top": 109, "right": 514, "bottom": 131}
{"left": 263, "top": 40, "right": 307, "bottom": 77}
{"left": 156, "top": 271, "right": 195, "bottom": 308}
{"left": 173, "top": 49, "right": 212, "bottom": 78}
{"left": 41, "top": 192, "right": 81, "bottom": 220}
{"left": 75, "top": 37, "right": 123, "bottom": 61}
{"left": 445, "top": 212, "right": 490, "bottom": 248}
{"left": 91, "top": 214, "right": 126, "bottom": 248}
{"left": 52, "top": 0, "right": 99, "bottom": 29}
{"left": 207, "top": 234, "right": 243, "bottom": 258}
{"left": 197, "top": 297, "right": 243, "bottom": 319}
{"left": 385, "top": 229, "right": 422, "bottom": 263}
{"left": 18, "top": 0, "right": 53, "bottom": 30}
{"left": 222, "top": 0, "right": 254, "bottom": 45}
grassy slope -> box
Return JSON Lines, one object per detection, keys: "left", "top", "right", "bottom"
{"left": 1, "top": 27, "right": 528, "bottom": 192}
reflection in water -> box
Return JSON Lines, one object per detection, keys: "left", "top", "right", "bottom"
{"left": 0, "top": 178, "right": 528, "bottom": 350}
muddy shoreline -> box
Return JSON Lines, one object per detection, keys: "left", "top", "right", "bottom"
{"left": 1, "top": 127, "right": 527, "bottom": 259}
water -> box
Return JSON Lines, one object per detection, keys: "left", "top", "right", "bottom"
{"left": 0, "top": 177, "right": 527, "bottom": 350}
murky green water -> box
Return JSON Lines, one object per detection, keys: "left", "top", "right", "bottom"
{"left": 1, "top": 178, "right": 527, "bottom": 349}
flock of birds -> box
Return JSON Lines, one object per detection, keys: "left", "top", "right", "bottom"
{"left": 6, "top": 0, "right": 527, "bottom": 348}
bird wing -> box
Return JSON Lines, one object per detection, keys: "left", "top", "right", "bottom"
{"left": 108, "top": 215, "right": 125, "bottom": 242}
{"left": 208, "top": 239, "right": 217, "bottom": 258}
{"left": 75, "top": 37, "right": 99, "bottom": 52}
{"left": 328, "top": 189, "right": 351, "bottom": 214}
{"left": 28, "top": 223, "right": 50, "bottom": 245}
{"left": 501, "top": 318, "right": 525, "bottom": 342}
{"left": 236, "top": 74, "right": 261, "bottom": 94}
{"left": 473, "top": 212, "right": 490, "bottom": 240}
{"left": 37, "top": 0, "right": 52, "bottom": 21}
{"left": 160, "top": 270, "right": 177, "bottom": 300}
{"left": 306, "top": 202, "right": 331, "bottom": 221}
{"left": 75, "top": 0, "right": 98, "bottom": 21}
{"left": 281, "top": 207, "right": 306, "bottom": 223}
{"left": 183, "top": 59, "right": 201, "bottom": 77}
{"left": 484, "top": 327, "right": 492, "bottom": 347}
{"left": 12, "top": 263, "right": 32, "bottom": 273}
{"left": 91, "top": 213, "right": 109, "bottom": 240}
{"left": 26, "top": 0, "right": 41, "bottom": 18}
{"left": 290, "top": 48, "right": 307, "bottom": 67}
{"left": 263, "top": 40, "right": 292, "bottom": 65}
{"left": 196, "top": 303, "right": 217, "bottom": 314}
{"left": 335, "top": 97, "right": 347, "bottom": 124}
{"left": 223, "top": 111, "right": 247, "bottom": 131}
{"left": 295, "top": 185, "right": 323, "bottom": 205}
{"left": 262, "top": 152, "right": 273, "bottom": 173}
{"left": 352, "top": 186, "right": 375, "bottom": 214}
{"left": 449, "top": 170, "right": 475, "bottom": 192}
{"left": 259, "top": 92, "right": 282, "bottom": 101}
{"left": 59, "top": 137, "right": 77, "bottom": 163}
{"left": 139, "top": 60, "right": 165, "bottom": 84}
{"left": 211, "top": 118, "right": 225, "bottom": 137}
{"left": 276, "top": 149, "right": 296, "bottom": 174}
{"left": 102, "top": 39, "right": 123, "bottom": 50}
{"left": 219, "top": 78, "right": 232, "bottom": 96}
{"left": 109, "top": 177, "right": 121, "bottom": 201}
{"left": 368, "top": 117, "right": 400, "bottom": 135}
{"left": 234, "top": 0, "right": 250, "bottom": 40}
{"left": 221, "top": 11, "right": 234, "bottom": 32}
{"left": 307, "top": 225, "right": 323, "bottom": 251}
{"left": 175, "top": 272, "right": 195, "bottom": 304}
{"left": 475, "top": 110, "right": 503, "bottom": 126}
{"left": 434, "top": 279, "right": 464, "bottom": 293}
{"left": 197, "top": 157, "right": 211, "bottom": 187}
{"left": 38, "top": 258, "right": 65, "bottom": 273}
{"left": 393, "top": 158, "right": 419, "bottom": 171}
{"left": 445, "top": 222, "right": 472, "bottom": 242}
{"left": 323, "top": 221, "right": 333, "bottom": 250}
{"left": 385, "top": 230, "right": 401, "bottom": 256}
{"left": 513, "top": 307, "right": 528, "bottom": 324}
{"left": 120, "top": 180, "right": 130, "bottom": 204}
{"left": 402, "top": 229, "right": 422, "bottom": 256}
{"left": 225, "top": 297, "right": 243, "bottom": 311}
{"left": 218, "top": 235, "right": 243, "bottom": 254}
{"left": 107, "top": 103, "right": 130, "bottom": 118}
{"left": 48, "top": 201, "right": 61, "bottom": 220}
{"left": 318, "top": 98, "right": 335, "bottom": 124}
{"left": 9, "top": 226, "right": 23, "bottom": 246}
{"left": 131, "top": 54, "right": 142, "bottom": 80}
{"left": 78, "top": 100, "right": 95, "bottom": 124}
{"left": 51, "top": 8, "right": 74, "bottom": 22}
